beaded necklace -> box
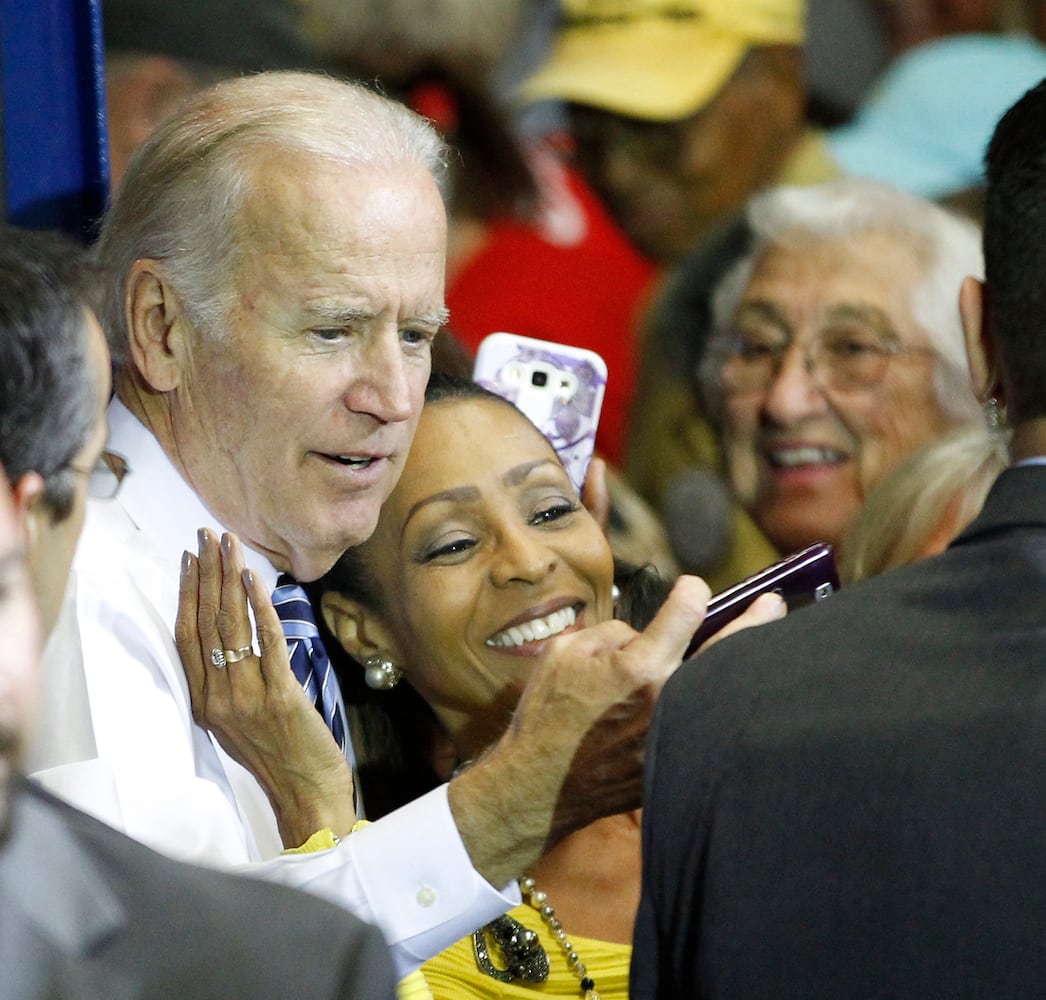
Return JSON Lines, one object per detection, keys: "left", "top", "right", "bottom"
{"left": 472, "top": 874, "right": 601, "bottom": 999}
{"left": 520, "top": 874, "right": 600, "bottom": 999}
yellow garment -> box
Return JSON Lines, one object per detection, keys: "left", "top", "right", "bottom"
{"left": 778, "top": 129, "right": 842, "bottom": 188}
{"left": 399, "top": 971, "right": 436, "bottom": 1000}
{"left": 522, "top": 0, "right": 805, "bottom": 121}
{"left": 281, "top": 828, "right": 342, "bottom": 854}
{"left": 421, "top": 903, "right": 631, "bottom": 999}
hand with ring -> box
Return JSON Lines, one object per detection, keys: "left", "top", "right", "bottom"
{"left": 210, "top": 644, "right": 253, "bottom": 669}
{"left": 175, "top": 528, "right": 356, "bottom": 846}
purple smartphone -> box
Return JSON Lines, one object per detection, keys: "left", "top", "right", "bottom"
{"left": 685, "top": 542, "right": 839, "bottom": 658}
{"left": 473, "top": 332, "right": 607, "bottom": 493}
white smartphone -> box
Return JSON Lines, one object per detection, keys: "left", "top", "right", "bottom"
{"left": 472, "top": 331, "right": 608, "bottom": 493}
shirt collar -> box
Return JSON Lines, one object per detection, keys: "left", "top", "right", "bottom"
{"left": 104, "top": 397, "right": 281, "bottom": 593}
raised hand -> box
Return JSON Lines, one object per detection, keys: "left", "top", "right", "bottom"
{"left": 175, "top": 529, "right": 356, "bottom": 847}
{"left": 448, "top": 574, "right": 711, "bottom": 887}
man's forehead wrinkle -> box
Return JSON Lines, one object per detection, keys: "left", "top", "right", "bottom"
{"left": 303, "top": 301, "right": 450, "bottom": 328}
{"left": 252, "top": 243, "right": 445, "bottom": 271}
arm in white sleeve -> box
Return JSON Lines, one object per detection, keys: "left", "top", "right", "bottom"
{"left": 250, "top": 785, "right": 519, "bottom": 977}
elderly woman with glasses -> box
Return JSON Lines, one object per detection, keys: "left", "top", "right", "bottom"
{"left": 697, "top": 177, "right": 984, "bottom": 558}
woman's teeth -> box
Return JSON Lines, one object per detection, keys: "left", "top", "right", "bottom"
{"left": 486, "top": 606, "right": 577, "bottom": 648}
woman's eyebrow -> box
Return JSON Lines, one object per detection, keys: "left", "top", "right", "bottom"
{"left": 502, "top": 459, "right": 560, "bottom": 487}
{"left": 400, "top": 458, "right": 563, "bottom": 534}
{"left": 402, "top": 485, "right": 480, "bottom": 533}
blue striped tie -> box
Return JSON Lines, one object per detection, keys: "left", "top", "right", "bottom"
{"left": 272, "top": 576, "right": 347, "bottom": 753}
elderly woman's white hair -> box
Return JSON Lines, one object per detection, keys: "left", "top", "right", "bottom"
{"left": 95, "top": 71, "right": 449, "bottom": 367}
{"left": 699, "top": 177, "right": 984, "bottom": 423}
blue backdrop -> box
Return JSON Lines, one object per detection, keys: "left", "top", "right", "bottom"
{"left": 0, "top": 0, "right": 108, "bottom": 240}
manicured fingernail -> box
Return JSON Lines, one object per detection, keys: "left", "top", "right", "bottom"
{"left": 181, "top": 551, "right": 193, "bottom": 577}
{"left": 242, "top": 568, "right": 253, "bottom": 589}
{"left": 221, "top": 532, "right": 231, "bottom": 557}
{"left": 198, "top": 527, "right": 209, "bottom": 549}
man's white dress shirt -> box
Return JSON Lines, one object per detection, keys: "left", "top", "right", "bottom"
{"left": 29, "top": 398, "right": 514, "bottom": 974}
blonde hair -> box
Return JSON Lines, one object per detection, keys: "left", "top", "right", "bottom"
{"left": 839, "top": 422, "right": 1009, "bottom": 583}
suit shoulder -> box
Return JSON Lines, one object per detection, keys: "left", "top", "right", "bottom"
{"left": 29, "top": 786, "right": 397, "bottom": 999}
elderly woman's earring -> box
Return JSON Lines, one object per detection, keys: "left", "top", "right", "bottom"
{"left": 984, "top": 396, "right": 1007, "bottom": 434}
{"left": 363, "top": 655, "right": 401, "bottom": 691}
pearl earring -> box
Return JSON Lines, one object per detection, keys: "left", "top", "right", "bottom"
{"left": 363, "top": 655, "right": 402, "bottom": 690}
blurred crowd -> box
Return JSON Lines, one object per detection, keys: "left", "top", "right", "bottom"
{"left": 101, "top": 0, "right": 1045, "bottom": 588}
{"left": 2, "top": 0, "right": 1044, "bottom": 997}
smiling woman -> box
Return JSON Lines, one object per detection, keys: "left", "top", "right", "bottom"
{"left": 317, "top": 376, "right": 657, "bottom": 798}
{"left": 304, "top": 400, "right": 674, "bottom": 862}
{"left": 322, "top": 381, "right": 615, "bottom": 759}
{"left": 312, "top": 374, "right": 676, "bottom": 999}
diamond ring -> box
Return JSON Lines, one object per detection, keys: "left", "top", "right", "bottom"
{"left": 212, "top": 644, "right": 253, "bottom": 669}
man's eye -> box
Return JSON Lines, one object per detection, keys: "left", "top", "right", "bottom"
{"left": 401, "top": 327, "right": 434, "bottom": 347}
{"left": 312, "top": 327, "right": 347, "bottom": 342}
{"left": 740, "top": 342, "right": 777, "bottom": 359}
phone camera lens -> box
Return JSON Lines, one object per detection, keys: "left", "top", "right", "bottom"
{"left": 531, "top": 370, "right": 548, "bottom": 387}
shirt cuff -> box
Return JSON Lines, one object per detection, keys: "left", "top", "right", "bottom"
{"left": 345, "top": 784, "right": 520, "bottom": 966}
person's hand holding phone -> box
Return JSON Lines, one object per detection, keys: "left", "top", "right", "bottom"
{"left": 693, "top": 590, "right": 787, "bottom": 652}
{"left": 685, "top": 544, "right": 840, "bottom": 658}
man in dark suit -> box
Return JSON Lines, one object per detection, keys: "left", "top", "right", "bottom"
{"left": 0, "top": 227, "right": 397, "bottom": 999}
{"left": 631, "top": 78, "right": 1046, "bottom": 998}
{"left": 1, "top": 781, "right": 397, "bottom": 999}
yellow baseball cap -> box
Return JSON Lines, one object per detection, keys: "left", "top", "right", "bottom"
{"left": 521, "top": 0, "right": 805, "bottom": 121}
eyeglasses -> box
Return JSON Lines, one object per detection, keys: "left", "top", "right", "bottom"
{"left": 67, "top": 453, "right": 124, "bottom": 500}
{"left": 715, "top": 323, "right": 939, "bottom": 395}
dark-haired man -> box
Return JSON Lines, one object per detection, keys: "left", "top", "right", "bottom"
{"left": 632, "top": 78, "right": 1046, "bottom": 998}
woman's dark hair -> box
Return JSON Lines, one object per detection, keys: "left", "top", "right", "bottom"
{"left": 312, "top": 374, "right": 671, "bottom": 817}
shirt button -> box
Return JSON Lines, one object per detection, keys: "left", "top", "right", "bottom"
{"left": 416, "top": 886, "right": 437, "bottom": 907}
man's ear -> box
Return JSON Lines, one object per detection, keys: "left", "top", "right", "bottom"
{"left": 11, "top": 471, "right": 48, "bottom": 555}
{"left": 126, "top": 259, "right": 190, "bottom": 392}
{"left": 320, "top": 591, "right": 403, "bottom": 666}
{"left": 959, "top": 275, "right": 1002, "bottom": 403}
